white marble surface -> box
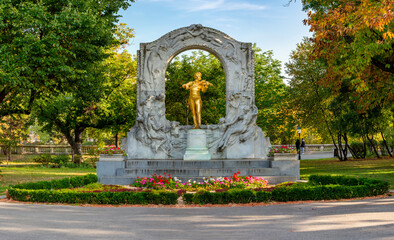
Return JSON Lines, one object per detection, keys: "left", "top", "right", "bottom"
{"left": 183, "top": 129, "right": 211, "bottom": 161}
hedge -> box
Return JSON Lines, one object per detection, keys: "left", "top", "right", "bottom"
{"left": 183, "top": 175, "right": 389, "bottom": 205}
{"left": 7, "top": 175, "right": 389, "bottom": 205}
{"left": 10, "top": 174, "right": 98, "bottom": 190}
{"left": 7, "top": 174, "right": 178, "bottom": 205}
{"left": 7, "top": 189, "right": 179, "bottom": 205}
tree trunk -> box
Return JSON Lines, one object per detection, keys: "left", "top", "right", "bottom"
{"left": 337, "top": 133, "right": 345, "bottom": 161}
{"left": 115, "top": 132, "right": 119, "bottom": 148}
{"left": 380, "top": 131, "right": 392, "bottom": 157}
{"left": 64, "top": 130, "right": 83, "bottom": 164}
{"left": 7, "top": 145, "right": 11, "bottom": 165}
{"left": 366, "top": 134, "right": 380, "bottom": 158}
{"left": 314, "top": 88, "right": 339, "bottom": 157}
{"left": 347, "top": 143, "right": 359, "bottom": 159}
{"left": 362, "top": 135, "right": 367, "bottom": 158}
{"left": 342, "top": 133, "right": 349, "bottom": 161}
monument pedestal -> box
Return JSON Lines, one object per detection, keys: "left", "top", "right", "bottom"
{"left": 183, "top": 129, "right": 211, "bottom": 161}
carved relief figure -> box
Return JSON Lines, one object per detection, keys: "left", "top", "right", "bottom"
{"left": 217, "top": 104, "right": 258, "bottom": 151}
{"left": 182, "top": 72, "right": 213, "bottom": 129}
{"left": 144, "top": 42, "right": 168, "bottom": 89}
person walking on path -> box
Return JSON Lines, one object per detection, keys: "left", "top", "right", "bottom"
{"left": 301, "top": 138, "right": 306, "bottom": 154}
{"left": 296, "top": 139, "right": 300, "bottom": 153}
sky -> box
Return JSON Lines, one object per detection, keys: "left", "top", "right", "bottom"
{"left": 118, "top": 0, "right": 312, "bottom": 78}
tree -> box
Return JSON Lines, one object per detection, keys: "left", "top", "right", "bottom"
{"left": 33, "top": 24, "right": 137, "bottom": 161}
{"left": 0, "top": 0, "right": 133, "bottom": 117}
{"left": 254, "top": 46, "right": 294, "bottom": 144}
{"left": 287, "top": 37, "right": 393, "bottom": 160}
{"left": 286, "top": 38, "right": 354, "bottom": 160}
{"left": 301, "top": 0, "right": 393, "bottom": 112}
{"left": 0, "top": 115, "right": 28, "bottom": 163}
{"left": 286, "top": 38, "right": 334, "bottom": 141}
{"left": 93, "top": 48, "right": 137, "bottom": 147}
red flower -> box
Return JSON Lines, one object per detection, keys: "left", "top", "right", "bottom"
{"left": 237, "top": 171, "right": 241, "bottom": 174}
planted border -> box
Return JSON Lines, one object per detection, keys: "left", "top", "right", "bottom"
{"left": 6, "top": 175, "right": 389, "bottom": 205}
{"left": 7, "top": 174, "right": 178, "bottom": 205}
{"left": 183, "top": 175, "right": 389, "bottom": 205}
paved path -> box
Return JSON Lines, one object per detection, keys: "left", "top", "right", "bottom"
{"left": 1, "top": 196, "right": 393, "bottom": 240}
{"left": 299, "top": 151, "right": 352, "bottom": 160}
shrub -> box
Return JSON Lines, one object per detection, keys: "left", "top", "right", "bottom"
{"left": 183, "top": 175, "right": 389, "bottom": 205}
{"left": 33, "top": 154, "right": 52, "bottom": 165}
{"left": 7, "top": 189, "right": 178, "bottom": 205}
{"left": 11, "top": 174, "right": 98, "bottom": 190}
{"left": 51, "top": 154, "right": 71, "bottom": 165}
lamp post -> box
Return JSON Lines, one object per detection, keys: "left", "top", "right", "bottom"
{"left": 297, "top": 125, "right": 302, "bottom": 160}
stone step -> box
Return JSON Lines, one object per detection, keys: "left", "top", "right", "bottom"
{"left": 120, "top": 167, "right": 280, "bottom": 178}
{"left": 125, "top": 160, "right": 270, "bottom": 169}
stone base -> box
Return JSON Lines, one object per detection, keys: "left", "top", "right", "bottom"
{"left": 97, "top": 159, "right": 300, "bottom": 186}
{"left": 96, "top": 154, "right": 125, "bottom": 182}
{"left": 183, "top": 129, "right": 211, "bottom": 161}
{"left": 271, "top": 153, "right": 298, "bottom": 161}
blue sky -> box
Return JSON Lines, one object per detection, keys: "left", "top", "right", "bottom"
{"left": 119, "top": 0, "right": 312, "bottom": 77}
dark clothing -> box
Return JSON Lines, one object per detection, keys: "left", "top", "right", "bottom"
{"left": 301, "top": 140, "right": 305, "bottom": 147}
{"left": 295, "top": 139, "right": 300, "bottom": 151}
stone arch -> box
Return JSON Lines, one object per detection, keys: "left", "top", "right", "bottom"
{"left": 137, "top": 24, "right": 255, "bottom": 121}
{"left": 125, "top": 24, "right": 269, "bottom": 160}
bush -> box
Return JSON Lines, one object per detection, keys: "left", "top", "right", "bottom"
{"left": 183, "top": 175, "right": 389, "bottom": 205}
{"left": 51, "top": 154, "right": 71, "bottom": 165}
{"left": 11, "top": 174, "right": 98, "bottom": 190}
{"left": 33, "top": 154, "right": 52, "bottom": 165}
{"left": 7, "top": 189, "right": 179, "bottom": 205}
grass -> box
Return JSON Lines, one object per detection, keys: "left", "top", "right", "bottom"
{"left": 0, "top": 165, "right": 95, "bottom": 194}
{"left": 300, "top": 156, "right": 394, "bottom": 189}
{"left": 0, "top": 154, "right": 40, "bottom": 165}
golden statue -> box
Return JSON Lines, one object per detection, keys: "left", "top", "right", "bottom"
{"left": 182, "top": 72, "right": 213, "bottom": 129}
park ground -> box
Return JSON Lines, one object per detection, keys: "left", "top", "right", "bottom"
{"left": 0, "top": 155, "right": 393, "bottom": 194}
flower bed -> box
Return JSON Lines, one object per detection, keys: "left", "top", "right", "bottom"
{"left": 268, "top": 145, "right": 297, "bottom": 157}
{"left": 97, "top": 145, "right": 126, "bottom": 155}
{"left": 6, "top": 174, "right": 389, "bottom": 205}
{"left": 132, "top": 172, "right": 268, "bottom": 191}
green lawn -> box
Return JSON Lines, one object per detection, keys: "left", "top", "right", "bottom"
{"left": 300, "top": 157, "right": 394, "bottom": 189}
{"left": 0, "top": 166, "right": 95, "bottom": 194}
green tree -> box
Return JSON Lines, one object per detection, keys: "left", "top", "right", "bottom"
{"left": 0, "top": 0, "right": 133, "bottom": 117}
{"left": 254, "top": 46, "right": 294, "bottom": 144}
{"left": 0, "top": 115, "right": 28, "bottom": 163}
{"left": 33, "top": 24, "right": 137, "bottom": 161}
